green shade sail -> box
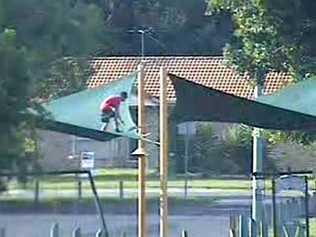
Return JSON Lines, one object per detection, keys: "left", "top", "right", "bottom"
{"left": 170, "top": 74, "right": 316, "bottom": 131}
{"left": 38, "top": 73, "right": 139, "bottom": 141}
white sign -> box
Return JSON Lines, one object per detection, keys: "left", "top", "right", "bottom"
{"left": 177, "top": 122, "right": 197, "bottom": 135}
{"left": 80, "top": 151, "right": 95, "bottom": 170}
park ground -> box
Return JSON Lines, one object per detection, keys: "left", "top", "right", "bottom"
{"left": 1, "top": 168, "right": 316, "bottom": 211}
{"left": 1, "top": 169, "right": 316, "bottom": 236}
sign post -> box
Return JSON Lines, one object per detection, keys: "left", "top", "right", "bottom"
{"left": 177, "top": 122, "right": 196, "bottom": 198}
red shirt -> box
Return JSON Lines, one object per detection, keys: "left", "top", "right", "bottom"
{"left": 100, "top": 96, "right": 123, "bottom": 112}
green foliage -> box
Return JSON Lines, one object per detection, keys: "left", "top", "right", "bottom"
{"left": 266, "top": 0, "right": 316, "bottom": 78}
{"left": 0, "top": 29, "right": 37, "bottom": 173}
{"left": 93, "top": 0, "right": 232, "bottom": 55}
{"left": 211, "top": 0, "right": 316, "bottom": 81}
{"left": 264, "top": 130, "right": 316, "bottom": 146}
{"left": 269, "top": 141, "right": 316, "bottom": 172}
{"left": 210, "top": 125, "right": 253, "bottom": 174}
{"left": 0, "top": 0, "right": 107, "bottom": 175}
{"left": 176, "top": 124, "right": 256, "bottom": 175}
{"left": 3, "top": 0, "right": 106, "bottom": 57}
{"left": 36, "top": 58, "right": 92, "bottom": 100}
{"left": 0, "top": 0, "right": 107, "bottom": 101}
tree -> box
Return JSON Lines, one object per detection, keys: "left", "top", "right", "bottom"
{"left": 211, "top": 0, "right": 316, "bottom": 82}
{"left": 93, "top": 0, "right": 232, "bottom": 56}
{"left": 0, "top": 0, "right": 107, "bottom": 97}
{"left": 0, "top": 0, "right": 108, "bottom": 175}
{"left": 266, "top": 0, "right": 316, "bottom": 77}
{"left": 211, "top": 0, "right": 316, "bottom": 146}
{"left": 0, "top": 29, "right": 35, "bottom": 174}
{"left": 37, "top": 58, "right": 92, "bottom": 100}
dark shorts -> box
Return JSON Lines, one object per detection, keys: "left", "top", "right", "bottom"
{"left": 101, "top": 111, "right": 115, "bottom": 123}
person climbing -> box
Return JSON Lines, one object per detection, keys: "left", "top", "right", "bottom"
{"left": 100, "top": 91, "right": 128, "bottom": 132}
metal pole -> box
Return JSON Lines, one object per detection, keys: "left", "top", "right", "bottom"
{"left": 272, "top": 177, "right": 278, "bottom": 237}
{"left": 141, "top": 32, "right": 145, "bottom": 61}
{"left": 184, "top": 123, "right": 189, "bottom": 198}
{"left": 252, "top": 85, "right": 264, "bottom": 235}
{"left": 305, "top": 176, "right": 310, "bottom": 237}
{"left": 87, "top": 171, "right": 109, "bottom": 237}
{"left": 160, "top": 67, "right": 169, "bottom": 237}
{"left": 138, "top": 64, "right": 147, "bottom": 237}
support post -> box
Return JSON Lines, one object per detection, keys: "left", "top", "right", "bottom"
{"left": 0, "top": 227, "right": 5, "bottom": 237}
{"left": 184, "top": 123, "right": 189, "bottom": 198}
{"left": 34, "top": 179, "right": 40, "bottom": 205}
{"left": 95, "top": 229, "right": 102, "bottom": 237}
{"left": 138, "top": 64, "right": 147, "bottom": 237}
{"left": 181, "top": 230, "right": 188, "bottom": 237}
{"left": 272, "top": 178, "right": 278, "bottom": 237}
{"left": 119, "top": 180, "right": 124, "bottom": 199}
{"left": 78, "top": 179, "right": 82, "bottom": 200}
{"left": 50, "top": 223, "right": 59, "bottom": 237}
{"left": 160, "top": 67, "right": 169, "bottom": 237}
{"left": 304, "top": 176, "right": 310, "bottom": 237}
{"left": 72, "top": 227, "right": 81, "bottom": 237}
{"left": 252, "top": 85, "right": 264, "bottom": 235}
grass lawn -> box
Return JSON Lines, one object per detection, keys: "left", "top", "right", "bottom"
{"left": 7, "top": 176, "right": 253, "bottom": 191}
{"left": 6, "top": 168, "right": 252, "bottom": 190}
{"left": 311, "top": 218, "right": 316, "bottom": 237}
{"left": 4, "top": 168, "right": 314, "bottom": 200}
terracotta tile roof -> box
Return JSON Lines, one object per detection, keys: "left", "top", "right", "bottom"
{"left": 88, "top": 56, "right": 292, "bottom": 102}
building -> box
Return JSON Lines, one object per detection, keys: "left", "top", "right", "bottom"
{"left": 38, "top": 56, "right": 291, "bottom": 171}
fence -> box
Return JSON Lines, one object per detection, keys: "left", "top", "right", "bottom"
{"left": 0, "top": 226, "right": 190, "bottom": 237}
{"left": 229, "top": 171, "right": 313, "bottom": 237}
{"left": 0, "top": 170, "right": 109, "bottom": 237}
{"left": 2, "top": 170, "right": 214, "bottom": 237}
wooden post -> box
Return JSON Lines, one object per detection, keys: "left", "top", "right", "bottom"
{"left": 34, "top": 179, "right": 40, "bottom": 205}
{"left": 78, "top": 179, "right": 82, "bottom": 200}
{"left": 50, "top": 223, "right": 59, "bottom": 237}
{"left": 137, "top": 64, "right": 147, "bottom": 237}
{"left": 160, "top": 67, "right": 168, "bottom": 237}
{"left": 119, "top": 180, "right": 124, "bottom": 199}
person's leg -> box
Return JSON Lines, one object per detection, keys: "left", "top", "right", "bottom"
{"left": 101, "top": 112, "right": 110, "bottom": 131}
{"left": 113, "top": 110, "right": 122, "bottom": 132}
{"left": 101, "top": 122, "right": 109, "bottom": 131}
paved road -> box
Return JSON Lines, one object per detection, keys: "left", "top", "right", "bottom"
{"left": 0, "top": 214, "right": 230, "bottom": 237}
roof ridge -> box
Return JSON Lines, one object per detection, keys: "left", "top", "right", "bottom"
{"left": 91, "top": 56, "right": 224, "bottom": 60}
{"left": 88, "top": 56, "right": 291, "bottom": 100}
